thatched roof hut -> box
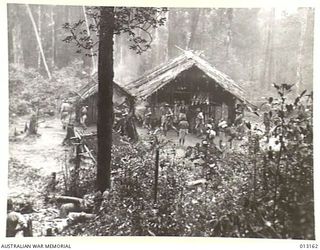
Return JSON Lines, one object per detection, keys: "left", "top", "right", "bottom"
{"left": 123, "top": 51, "right": 252, "bottom": 125}
{"left": 124, "top": 51, "right": 249, "bottom": 105}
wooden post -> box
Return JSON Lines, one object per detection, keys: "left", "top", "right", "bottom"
{"left": 154, "top": 148, "right": 160, "bottom": 203}
{"left": 36, "top": 100, "right": 40, "bottom": 127}
{"left": 74, "top": 144, "right": 81, "bottom": 197}
{"left": 63, "top": 149, "right": 69, "bottom": 193}
{"left": 253, "top": 137, "right": 257, "bottom": 202}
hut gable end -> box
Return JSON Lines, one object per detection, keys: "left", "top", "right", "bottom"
{"left": 124, "top": 51, "right": 249, "bottom": 104}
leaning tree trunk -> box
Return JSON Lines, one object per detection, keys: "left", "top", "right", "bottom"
{"left": 25, "top": 4, "right": 51, "bottom": 79}
{"left": 97, "top": 7, "right": 115, "bottom": 192}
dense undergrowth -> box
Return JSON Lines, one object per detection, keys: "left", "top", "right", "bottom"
{"left": 9, "top": 61, "right": 88, "bottom": 119}
{"left": 63, "top": 84, "right": 313, "bottom": 239}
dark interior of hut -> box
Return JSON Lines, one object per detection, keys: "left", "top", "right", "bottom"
{"left": 149, "top": 66, "right": 236, "bottom": 124}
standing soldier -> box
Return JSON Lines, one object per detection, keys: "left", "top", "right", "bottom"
{"left": 178, "top": 116, "right": 189, "bottom": 146}
{"left": 160, "top": 103, "right": 175, "bottom": 135}
{"left": 180, "top": 100, "right": 187, "bottom": 114}
{"left": 80, "top": 105, "right": 88, "bottom": 130}
{"left": 195, "top": 108, "right": 204, "bottom": 136}
{"left": 60, "top": 99, "right": 71, "bottom": 130}
{"left": 205, "top": 123, "right": 216, "bottom": 145}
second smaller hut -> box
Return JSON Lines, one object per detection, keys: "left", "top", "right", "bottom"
{"left": 75, "top": 73, "right": 133, "bottom": 125}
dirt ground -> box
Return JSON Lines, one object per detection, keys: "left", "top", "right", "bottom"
{"left": 9, "top": 117, "right": 67, "bottom": 176}
{"left": 8, "top": 116, "right": 70, "bottom": 236}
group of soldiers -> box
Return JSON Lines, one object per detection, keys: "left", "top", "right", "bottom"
{"left": 142, "top": 102, "right": 240, "bottom": 147}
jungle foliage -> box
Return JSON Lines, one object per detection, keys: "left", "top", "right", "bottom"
{"left": 63, "top": 85, "right": 313, "bottom": 239}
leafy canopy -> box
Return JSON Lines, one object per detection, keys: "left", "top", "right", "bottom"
{"left": 62, "top": 7, "right": 168, "bottom": 55}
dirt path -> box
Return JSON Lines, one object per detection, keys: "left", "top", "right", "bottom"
{"left": 8, "top": 117, "right": 69, "bottom": 236}
{"left": 9, "top": 117, "right": 66, "bottom": 177}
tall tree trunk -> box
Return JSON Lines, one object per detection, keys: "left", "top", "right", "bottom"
{"left": 267, "top": 9, "right": 275, "bottom": 91}
{"left": 225, "top": 9, "right": 233, "bottom": 59}
{"left": 97, "top": 7, "right": 114, "bottom": 192}
{"left": 67, "top": 6, "right": 71, "bottom": 24}
{"left": 151, "top": 11, "right": 169, "bottom": 66}
{"left": 83, "top": 6, "right": 97, "bottom": 74}
{"left": 188, "top": 9, "right": 201, "bottom": 50}
{"left": 260, "top": 8, "right": 275, "bottom": 89}
{"left": 296, "top": 8, "right": 308, "bottom": 93}
{"left": 151, "top": 27, "right": 165, "bottom": 68}
{"left": 260, "top": 29, "right": 270, "bottom": 88}
{"left": 250, "top": 52, "right": 254, "bottom": 81}
{"left": 51, "top": 6, "right": 55, "bottom": 69}
{"left": 11, "top": 20, "right": 24, "bottom": 66}
{"left": 25, "top": 4, "right": 51, "bottom": 79}
{"left": 37, "top": 5, "right": 41, "bottom": 69}
{"left": 167, "top": 9, "right": 176, "bottom": 59}
{"left": 119, "top": 35, "right": 124, "bottom": 66}
{"left": 162, "top": 11, "right": 169, "bottom": 62}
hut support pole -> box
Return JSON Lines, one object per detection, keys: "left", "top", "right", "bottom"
{"left": 154, "top": 149, "right": 160, "bottom": 203}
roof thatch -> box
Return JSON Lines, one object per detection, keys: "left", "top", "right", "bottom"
{"left": 77, "top": 73, "right": 132, "bottom": 101}
{"left": 123, "top": 51, "right": 249, "bottom": 104}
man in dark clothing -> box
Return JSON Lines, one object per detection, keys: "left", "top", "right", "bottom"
{"left": 62, "top": 123, "right": 75, "bottom": 146}
{"left": 160, "top": 103, "right": 177, "bottom": 136}
{"left": 234, "top": 103, "right": 244, "bottom": 126}
{"left": 6, "top": 199, "right": 27, "bottom": 237}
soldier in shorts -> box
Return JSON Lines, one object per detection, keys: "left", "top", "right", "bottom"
{"left": 178, "top": 116, "right": 189, "bottom": 146}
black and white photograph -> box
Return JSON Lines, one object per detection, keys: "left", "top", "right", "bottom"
{"left": 3, "top": 0, "right": 318, "bottom": 245}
